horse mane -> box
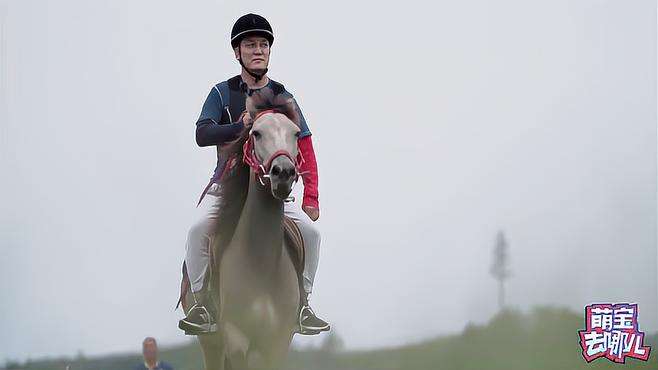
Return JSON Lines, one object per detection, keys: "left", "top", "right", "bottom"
{"left": 211, "top": 127, "right": 251, "bottom": 267}
{"left": 245, "top": 84, "right": 301, "bottom": 126}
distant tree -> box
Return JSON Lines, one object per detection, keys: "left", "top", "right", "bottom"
{"left": 490, "top": 230, "right": 512, "bottom": 311}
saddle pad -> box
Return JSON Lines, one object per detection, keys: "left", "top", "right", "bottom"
{"left": 283, "top": 215, "right": 305, "bottom": 276}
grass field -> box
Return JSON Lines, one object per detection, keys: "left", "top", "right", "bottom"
{"left": 5, "top": 306, "right": 657, "bottom": 370}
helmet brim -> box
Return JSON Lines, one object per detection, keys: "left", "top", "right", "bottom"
{"left": 231, "top": 29, "right": 274, "bottom": 48}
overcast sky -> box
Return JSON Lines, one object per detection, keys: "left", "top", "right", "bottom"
{"left": 1, "top": 0, "right": 656, "bottom": 362}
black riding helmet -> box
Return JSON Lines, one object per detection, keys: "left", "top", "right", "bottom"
{"left": 231, "top": 13, "right": 274, "bottom": 83}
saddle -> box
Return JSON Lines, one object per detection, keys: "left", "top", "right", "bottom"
{"left": 178, "top": 215, "right": 305, "bottom": 309}
{"left": 282, "top": 215, "right": 306, "bottom": 277}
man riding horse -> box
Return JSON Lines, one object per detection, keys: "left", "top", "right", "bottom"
{"left": 179, "top": 13, "right": 329, "bottom": 336}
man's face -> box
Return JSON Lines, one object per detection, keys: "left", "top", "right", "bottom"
{"left": 143, "top": 340, "right": 158, "bottom": 363}
{"left": 235, "top": 36, "right": 270, "bottom": 70}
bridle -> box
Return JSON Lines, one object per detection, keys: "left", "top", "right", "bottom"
{"left": 242, "top": 109, "right": 306, "bottom": 186}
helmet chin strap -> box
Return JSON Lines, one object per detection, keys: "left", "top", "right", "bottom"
{"left": 238, "top": 47, "right": 268, "bottom": 83}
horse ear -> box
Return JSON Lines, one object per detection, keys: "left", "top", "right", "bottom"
{"left": 245, "top": 96, "right": 257, "bottom": 119}
{"left": 244, "top": 88, "right": 257, "bottom": 118}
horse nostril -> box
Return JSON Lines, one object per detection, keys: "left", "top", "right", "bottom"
{"left": 278, "top": 168, "right": 291, "bottom": 180}
{"left": 272, "top": 166, "right": 295, "bottom": 181}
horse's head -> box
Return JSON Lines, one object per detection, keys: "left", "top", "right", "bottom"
{"left": 241, "top": 85, "right": 304, "bottom": 201}
{"left": 243, "top": 110, "right": 302, "bottom": 200}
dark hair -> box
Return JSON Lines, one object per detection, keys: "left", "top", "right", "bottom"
{"left": 244, "top": 85, "right": 300, "bottom": 125}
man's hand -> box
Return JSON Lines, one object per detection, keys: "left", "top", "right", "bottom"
{"left": 302, "top": 205, "right": 320, "bottom": 221}
{"left": 239, "top": 111, "right": 253, "bottom": 127}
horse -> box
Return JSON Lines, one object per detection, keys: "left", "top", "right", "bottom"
{"left": 183, "top": 87, "right": 306, "bottom": 370}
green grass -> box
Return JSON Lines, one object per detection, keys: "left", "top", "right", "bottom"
{"left": 6, "top": 306, "right": 657, "bottom": 370}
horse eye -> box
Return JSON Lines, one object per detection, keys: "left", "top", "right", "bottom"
{"left": 294, "top": 132, "right": 300, "bottom": 138}
{"left": 253, "top": 130, "right": 261, "bottom": 139}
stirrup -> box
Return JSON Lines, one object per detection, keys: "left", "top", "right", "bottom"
{"left": 178, "top": 304, "right": 217, "bottom": 335}
{"left": 296, "top": 305, "right": 330, "bottom": 335}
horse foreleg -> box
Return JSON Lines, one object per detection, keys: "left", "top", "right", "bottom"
{"left": 183, "top": 290, "right": 226, "bottom": 370}
{"left": 199, "top": 333, "right": 225, "bottom": 370}
{"left": 255, "top": 331, "right": 294, "bottom": 370}
{"left": 223, "top": 320, "right": 250, "bottom": 370}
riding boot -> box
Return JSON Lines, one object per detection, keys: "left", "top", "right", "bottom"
{"left": 297, "top": 292, "right": 330, "bottom": 335}
{"left": 178, "top": 287, "right": 218, "bottom": 335}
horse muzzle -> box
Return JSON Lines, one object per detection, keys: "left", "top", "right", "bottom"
{"left": 268, "top": 155, "right": 297, "bottom": 200}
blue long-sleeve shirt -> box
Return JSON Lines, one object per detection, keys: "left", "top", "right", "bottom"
{"left": 134, "top": 361, "right": 174, "bottom": 370}
{"left": 196, "top": 119, "right": 244, "bottom": 147}
{"left": 195, "top": 85, "right": 245, "bottom": 147}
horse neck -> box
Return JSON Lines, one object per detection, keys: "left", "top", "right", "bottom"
{"left": 232, "top": 170, "right": 285, "bottom": 269}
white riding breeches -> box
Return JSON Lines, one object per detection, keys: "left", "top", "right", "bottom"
{"left": 184, "top": 183, "right": 321, "bottom": 295}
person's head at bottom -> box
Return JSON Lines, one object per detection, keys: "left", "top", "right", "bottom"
{"left": 138, "top": 337, "right": 173, "bottom": 370}
{"left": 142, "top": 337, "right": 158, "bottom": 367}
